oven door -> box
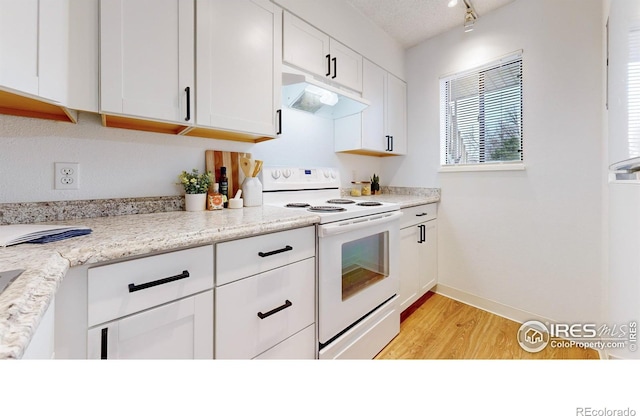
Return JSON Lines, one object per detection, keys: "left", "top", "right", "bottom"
{"left": 317, "top": 210, "right": 402, "bottom": 344}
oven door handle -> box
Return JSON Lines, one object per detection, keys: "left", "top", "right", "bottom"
{"left": 318, "top": 211, "right": 403, "bottom": 237}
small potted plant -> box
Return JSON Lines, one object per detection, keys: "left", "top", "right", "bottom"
{"left": 370, "top": 173, "right": 380, "bottom": 195}
{"left": 178, "top": 168, "right": 213, "bottom": 211}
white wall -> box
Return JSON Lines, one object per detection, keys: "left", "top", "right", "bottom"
{"left": 385, "top": 0, "right": 605, "bottom": 325}
{"left": 0, "top": 108, "right": 381, "bottom": 203}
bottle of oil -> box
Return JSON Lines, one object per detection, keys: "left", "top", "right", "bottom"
{"left": 219, "top": 166, "right": 229, "bottom": 208}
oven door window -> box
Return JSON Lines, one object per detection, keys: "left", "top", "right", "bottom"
{"left": 341, "top": 231, "right": 389, "bottom": 300}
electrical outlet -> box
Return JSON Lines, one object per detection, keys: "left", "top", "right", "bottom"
{"left": 55, "top": 162, "right": 79, "bottom": 190}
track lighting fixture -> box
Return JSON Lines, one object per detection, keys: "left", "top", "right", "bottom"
{"left": 463, "top": 2, "right": 477, "bottom": 32}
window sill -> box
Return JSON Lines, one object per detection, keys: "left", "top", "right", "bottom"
{"left": 438, "top": 163, "right": 526, "bottom": 173}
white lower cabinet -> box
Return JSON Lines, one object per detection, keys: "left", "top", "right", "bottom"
{"left": 399, "top": 204, "right": 438, "bottom": 312}
{"left": 55, "top": 244, "right": 215, "bottom": 359}
{"left": 88, "top": 290, "right": 213, "bottom": 359}
{"left": 214, "top": 226, "right": 316, "bottom": 359}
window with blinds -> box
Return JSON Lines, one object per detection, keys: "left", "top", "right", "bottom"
{"left": 440, "top": 53, "right": 523, "bottom": 167}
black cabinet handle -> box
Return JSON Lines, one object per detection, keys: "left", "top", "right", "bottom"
{"left": 332, "top": 57, "right": 337, "bottom": 79}
{"left": 385, "top": 135, "right": 391, "bottom": 151}
{"left": 185, "top": 86, "right": 191, "bottom": 121}
{"left": 390, "top": 135, "right": 394, "bottom": 152}
{"left": 101, "top": 328, "right": 108, "bottom": 360}
{"left": 128, "top": 270, "right": 190, "bottom": 293}
{"left": 276, "top": 109, "right": 282, "bottom": 135}
{"left": 416, "top": 213, "right": 428, "bottom": 217}
{"left": 257, "top": 300, "right": 292, "bottom": 319}
{"left": 418, "top": 224, "right": 426, "bottom": 243}
{"left": 258, "top": 245, "right": 293, "bottom": 257}
{"left": 326, "top": 54, "right": 331, "bottom": 76}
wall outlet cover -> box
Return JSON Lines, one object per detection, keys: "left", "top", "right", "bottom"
{"left": 55, "top": 162, "right": 79, "bottom": 190}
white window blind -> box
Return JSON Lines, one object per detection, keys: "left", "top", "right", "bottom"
{"left": 441, "top": 53, "right": 523, "bottom": 167}
{"left": 629, "top": 28, "right": 640, "bottom": 157}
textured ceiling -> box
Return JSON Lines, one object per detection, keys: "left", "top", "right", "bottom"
{"left": 345, "top": 0, "right": 515, "bottom": 48}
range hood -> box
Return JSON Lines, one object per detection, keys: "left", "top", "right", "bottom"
{"left": 282, "top": 68, "right": 369, "bottom": 119}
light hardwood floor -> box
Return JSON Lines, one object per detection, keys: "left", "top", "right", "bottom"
{"left": 375, "top": 293, "right": 599, "bottom": 359}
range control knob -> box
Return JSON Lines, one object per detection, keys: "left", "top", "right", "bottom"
{"left": 283, "top": 169, "right": 292, "bottom": 178}
{"left": 323, "top": 170, "right": 331, "bottom": 178}
{"left": 330, "top": 170, "right": 337, "bottom": 179}
{"left": 271, "top": 169, "right": 281, "bottom": 179}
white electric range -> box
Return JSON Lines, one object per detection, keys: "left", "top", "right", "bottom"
{"left": 261, "top": 166, "right": 402, "bottom": 359}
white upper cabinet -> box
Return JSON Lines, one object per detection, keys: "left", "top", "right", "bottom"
{"left": 328, "top": 38, "right": 363, "bottom": 93}
{"left": 0, "top": 0, "right": 39, "bottom": 97}
{"left": 190, "top": 0, "right": 282, "bottom": 140}
{"left": 335, "top": 58, "right": 407, "bottom": 156}
{"left": 0, "top": 0, "right": 76, "bottom": 122}
{"left": 100, "top": 0, "right": 194, "bottom": 127}
{"left": 385, "top": 71, "right": 407, "bottom": 155}
{"left": 283, "top": 11, "right": 362, "bottom": 92}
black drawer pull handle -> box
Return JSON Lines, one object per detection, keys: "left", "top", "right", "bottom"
{"left": 258, "top": 245, "right": 293, "bottom": 258}
{"left": 416, "top": 213, "right": 428, "bottom": 217}
{"left": 128, "top": 270, "right": 190, "bottom": 293}
{"left": 101, "top": 328, "right": 108, "bottom": 360}
{"left": 257, "top": 300, "right": 292, "bottom": 319}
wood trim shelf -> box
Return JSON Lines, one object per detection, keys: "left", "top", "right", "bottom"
{"left": 101, "top": 114, "right": 191, "bottom": 135}
{"left": 0, "top": 89, "right": 77, "bottom": 123}
{"left": 183, "top": 126, "right": 274, "bottom": 143}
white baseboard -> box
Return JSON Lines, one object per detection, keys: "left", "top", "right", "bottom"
{"left": 434, "top": 284, "right": 553, "bottom": 325}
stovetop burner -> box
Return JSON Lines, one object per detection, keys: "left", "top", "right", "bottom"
{"left": 326, "top": 199, "right": 356, "bottom": 204}
{"left": 285, "top": 202, "right": 311, "bottom": 208}
{"left": 308, "top": 206, "right": 347, "bottom": 212}
{"left": 356, "top": 201, "right": 383, "bottom": 207}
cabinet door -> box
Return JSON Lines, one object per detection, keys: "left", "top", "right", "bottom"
{"left": 100, "top": 0, "right": 194, "bottom": 123}
{"left": 399, "top": 225, "right": 420, "bottom": 312}
{"left": 87, "top": 290, "right": 213, "bottom": 359}
{"left": 361, "top": 59, "right": 386, "bottom": 152}
{"left": 329, "top": 38, "right": 362, "bottom": 92}
{"left": 418, "top": 220, "right": 438, "bottom": 295}
{"left": 0, "top": 0, "right": 68, "bottom": 103}
{"left": 283, "top": 11, "right": 330, "bottom": 79}
{"left": 196, "top": 0, "right": 281, "bottom": 137}
{"left": 386, "top": 73, "right": 407, "bottom": 155}
{"left": 0, "top": 0, "right": 39, "bottom": 95}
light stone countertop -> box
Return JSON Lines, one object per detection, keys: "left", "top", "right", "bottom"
{"left": 0, "top": 205, "right": 321, "bottom": 359}
{"left": 0, "top": 192, "right": 440, "bottom": 359}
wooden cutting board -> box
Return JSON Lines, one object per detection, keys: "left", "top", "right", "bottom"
{"left": 205, "top": 150, "right": 252, "bottom": 199}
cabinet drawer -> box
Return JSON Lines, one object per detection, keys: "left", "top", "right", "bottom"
{"left": 88, "top": 245, "right": 214, "bottom": 327}
{"left": 216, "top": 226, "right": 315, "bottom": 286}
{"left": 254, "top": 324, "right": 316, "bottom": 360}
{"left": 215, "top": 258, "right": 315, "bottom": 359}
{"left": 400, "top": 203, "right": 437, "bottom": 229}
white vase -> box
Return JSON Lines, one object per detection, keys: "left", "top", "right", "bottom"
{"left": 241, "top": 177, "right": 263, "bottom": 207}
{"left": 184, "top": 193, "right": 207, "bottom": 212}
